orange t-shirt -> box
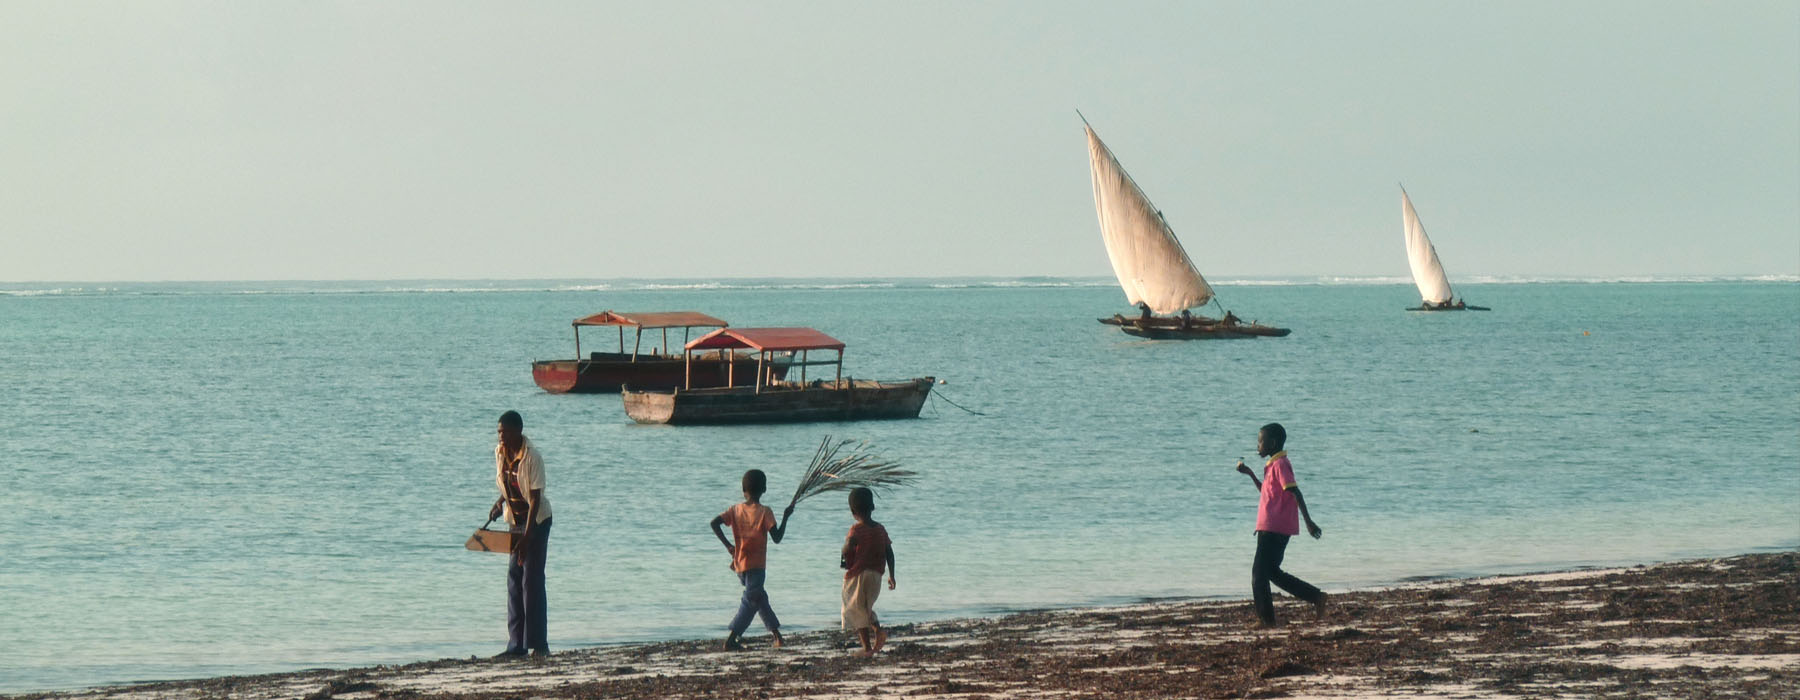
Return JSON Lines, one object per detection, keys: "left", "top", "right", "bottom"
{"left": 721, "top": 502, "right": 776, "bottom": 572}
{"left": 843, "top": 521, "right": 891, "bottom": 580}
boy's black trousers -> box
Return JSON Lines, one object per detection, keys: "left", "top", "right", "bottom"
{"left": 1252, "top": 531, "right": 1322, "bottom": 624}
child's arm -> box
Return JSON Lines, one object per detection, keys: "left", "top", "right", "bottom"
{"left": 839, "top": 533, "right": 855, "bottom": 568}
{"left": 1236, "top": 459, "right": 1262, "bottom": 489}
{"left": 770, "top": 504, "right": 795, "bottom": 544}
{"left": 1292, "top": 488, "right": 1323, "bottom": 539}
{"left": 710, "top": 514, "right": 735, "bottom": 554}
{"left": 884, "top": 544, "right": 897, "bottom": 590}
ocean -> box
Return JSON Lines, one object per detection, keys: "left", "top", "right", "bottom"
{"left": 2, "top": 277, "right": 1796, "bottom": 693}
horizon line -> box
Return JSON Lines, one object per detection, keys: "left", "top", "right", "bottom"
{"left": 3, "top": 273, "right": 1795, "bottom": 286}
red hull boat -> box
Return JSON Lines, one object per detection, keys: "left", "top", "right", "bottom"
{"left": 531, "top": 311, "right": 788, "bottom": 394}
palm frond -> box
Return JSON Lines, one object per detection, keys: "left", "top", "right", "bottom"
{"left": 786, "top": 436, "right": 916, "bottom": 511}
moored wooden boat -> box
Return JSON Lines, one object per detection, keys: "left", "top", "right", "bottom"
{"left": 620, "top": 327, "right": 934, "bottom": 425}
{"left": 623, "top": 378, "right": 936, "bottom": 425}
{"left": 531, "top": 311, "right": 788, "bottom": 394}
{"left": 1081, "top": 115, "right": 1290, "bottom": 339}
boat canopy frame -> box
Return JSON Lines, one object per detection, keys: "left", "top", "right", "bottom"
{"left": 568, "top": 311, "right": 729, "bottom": 361}
{"left": 682, "top": 327, "right": 845, "bottom": 392}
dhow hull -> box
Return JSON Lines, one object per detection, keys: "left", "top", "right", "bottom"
{"left": 1099, "top": 315, "right": 1290, "bottom": 339}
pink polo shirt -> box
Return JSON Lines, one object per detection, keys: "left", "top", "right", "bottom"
{"left": 1256, "top": 451, "right": 1300, "bottom": 535}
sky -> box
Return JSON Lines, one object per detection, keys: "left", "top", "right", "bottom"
{"left": 2, "top": 1, "right": 1796, "bottom": 282}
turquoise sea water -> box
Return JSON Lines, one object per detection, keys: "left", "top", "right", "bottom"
{"left": 2, "top": 278, "right": 1797, "bottom": 693}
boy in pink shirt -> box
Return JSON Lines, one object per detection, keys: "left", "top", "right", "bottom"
{"left": 1235, "top": 422, "right": 1327, "bottom": 627}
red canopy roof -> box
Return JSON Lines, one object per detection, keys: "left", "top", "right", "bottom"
{"left": 686, "top": 327, "right": 845, "bottom": 352}
{"left": 572, "top": 311, "right": 728, "bottom": 329}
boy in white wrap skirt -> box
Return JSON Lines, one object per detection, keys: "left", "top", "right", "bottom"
{"left": 839, "top": 488, "right": 895, "bottom": 657}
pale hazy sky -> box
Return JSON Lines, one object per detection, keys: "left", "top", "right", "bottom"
{"left": 3, "top": 1, "right": 1796, "bottom": 281}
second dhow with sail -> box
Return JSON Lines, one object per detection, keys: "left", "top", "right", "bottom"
{"left": 1083, "top": 117, "right": 1289, "bottom": 339}
{"left": 1400, "top": 186, "right": 1487, "bottom": 311}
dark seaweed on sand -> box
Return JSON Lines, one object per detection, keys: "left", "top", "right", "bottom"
{"left": 13, "top": 552, "right": 1795, "bottom": 700}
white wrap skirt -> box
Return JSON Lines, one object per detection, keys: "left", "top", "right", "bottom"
{"left": 840, "top": 569, "right": 883, "bottom": 630}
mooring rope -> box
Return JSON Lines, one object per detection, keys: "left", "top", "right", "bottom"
{"left": 929, "top": 386, "right": 987, "bottom": 416}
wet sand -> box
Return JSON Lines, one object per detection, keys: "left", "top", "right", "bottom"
{"left": 16, "top": 552, "right": 1795, "bottom": 699}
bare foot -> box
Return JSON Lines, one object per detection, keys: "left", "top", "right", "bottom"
{"left": 770, "top": 630, "right": 784, "bottom": 649}
{"left": 872, "top": 628, "right": 888, "bottom": 653}
{"left": 858, "top": 647, "right": 875, "bottom": 658}
{"left": 1247, "top": 619, "right": 1281, "bottom": 630}
{"left": 1314, "top": 592, "right": 1330, "bottom": 617}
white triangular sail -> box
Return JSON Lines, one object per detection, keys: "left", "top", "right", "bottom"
{"left": 1401, "top": 188, "right": 1454, "bottom": 304}
{"left": 1085, "top": 124, "right": 1213, "bottom": 314}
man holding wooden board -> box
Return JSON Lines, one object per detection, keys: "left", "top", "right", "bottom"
{"left": 489, "top": 410, "right": 552, "bottom": 659}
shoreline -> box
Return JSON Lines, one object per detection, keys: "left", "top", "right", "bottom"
{"left": 14, "top": 551, "right": 1796, "bottom": 699}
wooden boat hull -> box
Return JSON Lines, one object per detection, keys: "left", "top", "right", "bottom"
{"left": 1407, "top": 305, "right": 1490, "bottom": 311}
{"left": 622, "top": 377, "right": 935, "bottom": 425}
{"left": 1098, "top": 315, "right": 1291, "bottom": 339}
{"left": 532, "top": 352, "right": 786, "bottom": 394}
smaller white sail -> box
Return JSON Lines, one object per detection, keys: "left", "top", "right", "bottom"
{"left": 1085, "top": 124, "right": 1214, "bottom": 314}
{"left": 1401, "top": 188, "right": 1454, "bottom": 304}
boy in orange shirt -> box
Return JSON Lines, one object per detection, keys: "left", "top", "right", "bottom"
{"left": 840, "top": 487, "right": 896, "bottom": 657}
{"left": 710, "top": 469, "right": 794, "bottom": 651}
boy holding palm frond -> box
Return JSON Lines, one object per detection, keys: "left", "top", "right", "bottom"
{"left": 710, "top": 469, "right": 794, "bottom": 651}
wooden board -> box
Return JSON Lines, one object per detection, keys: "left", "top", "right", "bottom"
{"left": 465, "top": 528, "right": 515, "bottom": 554}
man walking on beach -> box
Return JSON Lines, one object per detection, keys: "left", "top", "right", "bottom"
{"left": 1236, "top": 422, "right": 1326, "bottom": 627}
{"left": 490, "top": 410, "right": 552, "bottom": 658}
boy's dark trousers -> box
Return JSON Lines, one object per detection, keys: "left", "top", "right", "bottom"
{"left": 729, "top": 568, "right": 780, "bottom": 636}
{"left": 506, "top": 518, "right": 553, "bottom": 654}
{"left": 1252, "top": 530, "right": 1322, "bottom": 624}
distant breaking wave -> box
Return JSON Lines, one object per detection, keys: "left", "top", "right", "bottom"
{"left": 2, "top": 275, "right": 1794, "bottom": 297}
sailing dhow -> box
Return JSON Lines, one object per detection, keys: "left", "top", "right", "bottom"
{"left": 1084, "top": 117, "right": 1289, "bottom": 338}
{"left": 1401, "top": 187, "right": 1487, "bottom": 311}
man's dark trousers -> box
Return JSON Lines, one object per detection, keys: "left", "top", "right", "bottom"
{"left": 507, "top": 518, "right": 552, "bottom": 654}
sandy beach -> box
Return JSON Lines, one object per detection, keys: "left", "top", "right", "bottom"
{"left": 13, "top": 551, "right": 1794, "bottom": 700}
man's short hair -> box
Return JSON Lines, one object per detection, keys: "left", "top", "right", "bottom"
{"left": 742, "top": 469, "right": 767, "bottom": 497}
{"left": 499, "top": 410, "right": 523, "bottom": 430}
